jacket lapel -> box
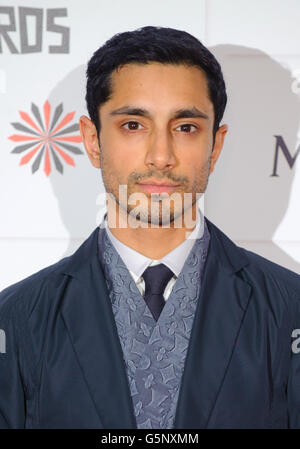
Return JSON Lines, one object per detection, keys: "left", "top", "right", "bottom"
{"left": 174, "top": 217, "right": 253, "bottom": 428}
{"left": 60, "top": 228, "right": 137, "bottom": 429}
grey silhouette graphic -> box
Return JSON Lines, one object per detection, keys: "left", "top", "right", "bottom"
{"left": 205, "top": 45, "right": 300, "bottom": 274}
{"left": 48, "top": 65, "right": 105, "bottom": 256}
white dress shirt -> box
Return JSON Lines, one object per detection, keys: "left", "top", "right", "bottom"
{"left": 103, "top": 206, "right": 205, "bottom": 301}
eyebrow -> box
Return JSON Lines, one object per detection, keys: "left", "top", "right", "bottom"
{"left": 109, "top": 105, "right": 209, "bottom": 120}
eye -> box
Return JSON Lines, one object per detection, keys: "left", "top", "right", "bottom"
{"left": 175, "top": 123, "right": 198, "bottom": 133}
{"left": 122, "top": 121, "right": 144, "bottom": 131}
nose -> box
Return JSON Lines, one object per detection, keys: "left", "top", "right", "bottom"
{"left": 144, "top": 127, "right": 177, "bottom": 170}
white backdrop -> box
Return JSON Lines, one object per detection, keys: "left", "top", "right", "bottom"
{"left": 0, "top": 0, "right": 300, "bottom": 290}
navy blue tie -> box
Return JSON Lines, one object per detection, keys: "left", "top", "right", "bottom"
{"left": 142, "top": 263, "right": 174, "bottom": 321}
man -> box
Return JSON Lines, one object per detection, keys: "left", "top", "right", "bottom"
{"left": 1, "top": 26, "right": 300, "bottom": 429}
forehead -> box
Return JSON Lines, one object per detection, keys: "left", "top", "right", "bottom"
{"left": 107, "top": 62, "right": 212, "bottom": 110}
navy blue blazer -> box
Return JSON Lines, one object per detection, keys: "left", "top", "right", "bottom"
{"left": 1, "top": 217, "right": 300, "bottom": 429}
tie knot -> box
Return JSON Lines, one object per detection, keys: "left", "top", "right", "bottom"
{"left": 142, "top": 263, "right": 174, "bottom": 295}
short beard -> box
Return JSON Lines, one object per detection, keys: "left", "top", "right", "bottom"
{"left": 100, "top": 146, "right": 212, "bottom": 227}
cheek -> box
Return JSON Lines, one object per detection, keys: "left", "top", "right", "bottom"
{"left": 178, "top": 148, "right": 208, "bottom": 171}
{"left": 101, "top": 130, "right": 144, "bottom": 166}
{"left": 101, "top": 145, "right": 139, "bottom": 185}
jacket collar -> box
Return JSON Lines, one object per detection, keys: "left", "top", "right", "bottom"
{"left": 62, "top": 217, "right": 250, "bottom": 280}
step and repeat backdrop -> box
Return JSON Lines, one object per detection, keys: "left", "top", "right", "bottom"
{"left": 0, "top": 0, "right": 300, "bottom": 290}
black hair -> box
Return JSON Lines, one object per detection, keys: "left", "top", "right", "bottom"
{"left": 86, "top": 26, "right": 227, "bottom": 142}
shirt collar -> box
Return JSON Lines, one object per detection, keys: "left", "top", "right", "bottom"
{"left": 102, "top": 204, "right": 204, "bottom": 279}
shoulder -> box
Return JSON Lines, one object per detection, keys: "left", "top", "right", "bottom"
{"left": 0, "top": 226, "right": 99, "bottom": 318}
{"left": 206, "top": 217, "right": 300, "bottom": 300}
{"left": 0, "top": 255, "right": 72, "bottom": 319}
{"left": 242, "top": 246, "right": 300, "bottom": 282}
{"left": 241, "top": 246, "right": 300, "bottom": 299}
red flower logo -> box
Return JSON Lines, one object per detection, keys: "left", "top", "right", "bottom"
{"left": 9, "top": 100, "right": 83, "bottom": 176}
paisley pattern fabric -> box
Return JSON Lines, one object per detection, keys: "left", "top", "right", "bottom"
{"left": 97, "top": 220, "right": 211, "bottom": 429}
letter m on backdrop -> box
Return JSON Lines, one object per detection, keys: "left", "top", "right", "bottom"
{"left": 271, "top": 135, "right": 300, "bottom": 176}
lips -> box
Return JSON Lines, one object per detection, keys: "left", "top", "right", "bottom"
{"left": 136, "top": 180, "right": 180, "bottom": 194}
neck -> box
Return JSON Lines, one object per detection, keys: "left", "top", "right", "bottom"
{"left": 105, "top": 202, "right": 199, "bottom": 259}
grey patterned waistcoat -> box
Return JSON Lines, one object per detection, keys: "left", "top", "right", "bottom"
{"left": 97, "top": 219, "right": 210, "bottom": 429}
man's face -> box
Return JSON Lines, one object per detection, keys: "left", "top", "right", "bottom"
{"left": 82, "top": 62, "right": 227, "bottom": 226}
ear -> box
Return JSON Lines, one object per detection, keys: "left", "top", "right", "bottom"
{"left": 209, "top": 124, "right": 228, "bottom": 174}
{"left": 79, "top": 115, "right": 101, "bottom": 168}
